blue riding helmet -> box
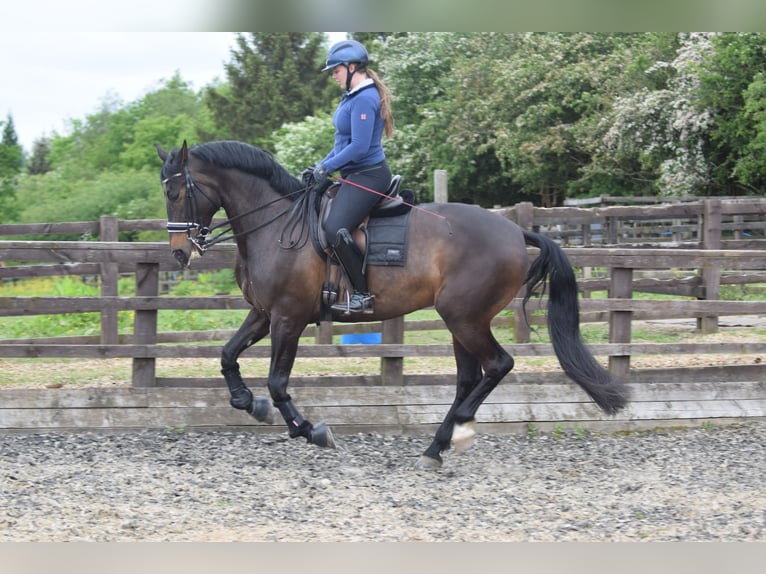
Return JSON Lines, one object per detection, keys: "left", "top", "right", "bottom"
{"left": 321, "top": 40, "right": 369, "bottom": 71}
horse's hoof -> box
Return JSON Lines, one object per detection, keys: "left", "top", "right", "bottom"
{"left": 415, "top": 454, "right": 442, "bottom": 470}
{"left": 249, "top": 396, "right": 275, "bottom": 424}
{"left": 451, "top": 421, "right": 477, "bottom": 454}
{"left": 308, "top": 421, "right": 336, "bottom": 448}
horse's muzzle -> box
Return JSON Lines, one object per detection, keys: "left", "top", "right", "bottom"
{"left": 173, "top": 249, "right": 190, "bottom": 269}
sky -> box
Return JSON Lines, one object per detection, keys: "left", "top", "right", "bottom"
{"left": 1, "top": 32, "right": 239, "bottom": 152}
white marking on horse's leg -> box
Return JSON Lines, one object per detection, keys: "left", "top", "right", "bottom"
{"left": 451, "top": 421, "right": 477, "bottom": 454}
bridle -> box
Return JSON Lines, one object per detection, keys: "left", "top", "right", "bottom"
{"left": 164, "top": 162, "right": 311, "bottom": 254}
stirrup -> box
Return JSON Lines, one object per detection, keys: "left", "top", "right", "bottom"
{"left": 331, "top": 291, "right": 374, "bottom": 315}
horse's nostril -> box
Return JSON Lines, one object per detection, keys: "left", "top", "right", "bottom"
{"left": 173, "top": 249, "right": 189, "bottom": 268}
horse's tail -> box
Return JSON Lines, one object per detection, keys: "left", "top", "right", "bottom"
{"left": 522, "top": 230, "right": 629, "bottom": 415}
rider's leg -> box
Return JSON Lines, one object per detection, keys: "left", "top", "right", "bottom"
{"left": 323, "top": 162, "right": 391, "bottom": 314}
{"left": 331, "top": 228, "right": 373, "bottom": 314}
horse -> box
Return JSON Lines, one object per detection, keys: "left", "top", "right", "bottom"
{"left": 155, "top": 140, "right": 629, "bottom": 469}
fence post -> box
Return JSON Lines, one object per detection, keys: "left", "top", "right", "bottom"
{"left": 608, "top": 266, "right": 633, "bottom": 378}
{"left": 733, "top": 214, "right": 744, "bottom": 241}
{"left": 132, "top": 262, "right": 159, "bottom": 387}
{"left": 381, "top": 316, "right": 404, "bottom": 385}
{"left": 699, "top": 199, "right": 721, "bottom": 333}
{"left": 434, "top": 170, "right": 448, "bottom": 203}
{"left": 513, "top": 202, "right": 534, "bottom": 344}
{"left": 606, "top": 216, "right": 618, "bottom": 244}
{"left": 99, "top": 216, "right": 119, "bottom": 345}
{"left": 315, "top": 320, "right": 333, "bottom": 344}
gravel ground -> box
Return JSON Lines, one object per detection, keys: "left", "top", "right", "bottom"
{"left": 1, "top": 422, "right": 765, "bottom": 542}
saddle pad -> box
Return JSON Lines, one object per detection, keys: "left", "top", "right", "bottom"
{"left": 365, "top": 209, "right": 412, "bottom": 267}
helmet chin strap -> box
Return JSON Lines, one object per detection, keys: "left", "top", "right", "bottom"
{"left": 344, "top": 63, "right": 364, "bottom": 92}
{"left": 344, "top": 63, "right": 355, "bottom": 92}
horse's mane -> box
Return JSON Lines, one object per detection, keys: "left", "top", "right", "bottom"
{"left": 189, "top": 140, "right": 304, "bottom": 198}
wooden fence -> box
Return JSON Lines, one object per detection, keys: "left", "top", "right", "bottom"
{"left": 2, "top": 198, "right": 766, "bottom": 434}
{"left": 510, "top": 196, "right": 766, "bottom": 249}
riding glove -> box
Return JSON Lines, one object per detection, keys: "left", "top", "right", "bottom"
{"left": 301, "top": 166, "right": 316, "bottom": 187}
{"left": 313, "top": 164, "right": 329, "bottom": 183}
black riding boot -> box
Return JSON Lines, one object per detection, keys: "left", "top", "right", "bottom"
{"left": 331, "top": 228, "right": 374, "bottom": 314}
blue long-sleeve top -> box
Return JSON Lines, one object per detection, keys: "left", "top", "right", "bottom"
{"left": 321, "top": 79, "right": 386, "bottom": 175}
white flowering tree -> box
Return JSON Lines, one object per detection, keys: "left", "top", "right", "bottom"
{"left": 273, "top": 113, "right": 335, "bottom": 175}
{"left": 593, "top": 33, "right": 715, "bottom": 196}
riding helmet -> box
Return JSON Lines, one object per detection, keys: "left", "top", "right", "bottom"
{"left": 321, "top": 40, "right": 369, "bottom": 71}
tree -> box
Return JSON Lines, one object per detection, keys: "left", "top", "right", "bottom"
{"left": 380, "top": 32, "right": 496, "bottom": 202}
{"left": 350, "top": 33, "right": 402, "bottom": 46}
{"left": 0, "top": 113, "right": 23, "bottom": 221}
{"left": 120, "top": 73, "right": 216, "bottom": 170}
{"left": 699, "top": 33, "right": 766, "bottom": 194}
{"left": 273, "top": 113, "right": 335, "bottom": 175}
{"left": 43, "top": 74, "right": 214, "bottom": 177}
{"left": 16, "top": 167, "right": 162, "bottom": 229}
{"left": 273, "top": 32, "right": 766, "bottom": 206}
{"left": 46, "top": 92, "right": 131, "bottom": 175}
{"left": 2, "top": 114, "right": 21, "bottom": 149}
{"left": 27, "top": 137, "right": 52, "bottom": 175}
{"left": 205, "top": 33, "right": 335, "bottom": 150}
{"left": 738, "top": 72, "right": 766, "bottom": 188}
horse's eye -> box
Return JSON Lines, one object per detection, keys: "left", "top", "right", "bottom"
{"left": 164, "top": 183, "right": 182, "bottom": 201}
{"left": 162, "top": 172, "right": 184, "bottom": 201}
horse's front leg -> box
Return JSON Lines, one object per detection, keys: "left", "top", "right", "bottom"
{"left": 268, "top": 319, "right": 335, "bottom": 449}
{"left": 221, "top": 308, "right": 274, "bottom": 423}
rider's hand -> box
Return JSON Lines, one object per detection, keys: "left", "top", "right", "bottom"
{"left": 301, "top": 166, "right": 316, "bottom": 187}
{"left": 313, "top": 164, "right": 329, "bottom": 183}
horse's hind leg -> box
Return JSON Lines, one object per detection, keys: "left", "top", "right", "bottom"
{"left": 418, "top": 339, "right": 483, "bottom": 469}
{"left": 419, "top": 326, "right": 514, "bottom": 469}
{"left": 451, "top": 337, "right": 514, "bottom": 426}
{"left": 221, "top": 308, "right": 274, "bottom": 423}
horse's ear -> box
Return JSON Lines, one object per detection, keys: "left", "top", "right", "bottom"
{"left": 155, "top": 144, "right": 168, "bottom": 162}
{"left": 181, "top": 140, "right": 189, "bottom": 163}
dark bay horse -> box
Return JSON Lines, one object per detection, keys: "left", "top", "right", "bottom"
{"left": 156, "top": 140, "right": 629, "bottom": 468}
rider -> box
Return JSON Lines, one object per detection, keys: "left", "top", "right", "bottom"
{"left": 313, "top": 39, "right": 395, "bottom": 314}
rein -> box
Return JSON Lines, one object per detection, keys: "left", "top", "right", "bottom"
{"left": 166, "top": 164, "right": 311, "bottom": 254}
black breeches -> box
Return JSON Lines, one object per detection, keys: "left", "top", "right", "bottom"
{"left": 323, "top": 161, "right": 391, "bottom": 245}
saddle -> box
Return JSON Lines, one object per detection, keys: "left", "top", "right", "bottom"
{"left": 315, "top": 174, "right": 407, "bottom": 253}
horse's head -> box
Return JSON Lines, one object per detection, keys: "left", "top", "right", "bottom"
{"left": 156, "top": 140, "right": 220, "bottom": 269}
